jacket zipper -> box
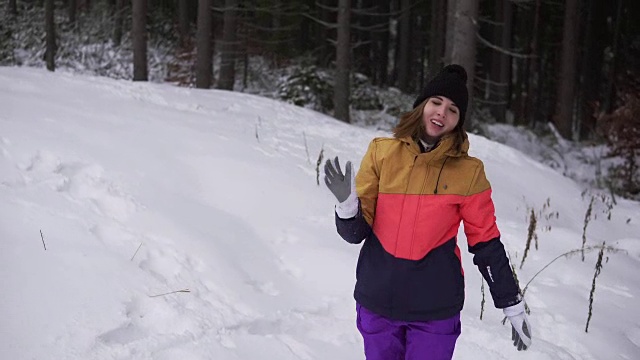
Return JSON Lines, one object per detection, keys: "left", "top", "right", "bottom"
{"left": 409, "top": 154, "right": 435, "bottom": 258}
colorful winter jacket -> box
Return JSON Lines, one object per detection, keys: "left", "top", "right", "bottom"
{"left": 336, "top": 134, "right": 521, "bottom": 321}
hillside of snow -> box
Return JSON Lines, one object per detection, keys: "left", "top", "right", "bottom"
{"left": 1, "top": 67, "right": 639, "bottom": 360}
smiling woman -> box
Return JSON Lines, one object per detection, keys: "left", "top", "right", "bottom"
{"left": 422, "top": 96, "right": 460, "bottom": 143}
{"left": 324, "top": 64, "right": 532, "bottom": 359}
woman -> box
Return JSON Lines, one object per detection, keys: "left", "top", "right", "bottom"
{"left": 324, "top": 65, "right": 532, "bottom": 359}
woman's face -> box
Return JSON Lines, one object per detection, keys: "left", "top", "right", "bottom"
{"left": 421, "top": 96, "right": 460, "bottom": 143}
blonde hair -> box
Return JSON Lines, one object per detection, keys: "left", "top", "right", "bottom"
{"left": 392, "top": 98, "right": 467, "bottom": 153}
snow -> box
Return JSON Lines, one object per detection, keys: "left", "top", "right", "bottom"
{"left": 1, "top": 67, "right": 639, "bottom": 360}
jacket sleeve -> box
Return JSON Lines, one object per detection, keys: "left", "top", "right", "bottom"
{"left": 461, "top": 161, "right": 521, "bottom": 309}
{"left": 355, "top": 139, "right": 381, "bottom": 226}
{"left": 334, "top": 139, "right": 380, "bottom": 244}
{"left": 335, "top": 202, "right": 372, "bottom": 244}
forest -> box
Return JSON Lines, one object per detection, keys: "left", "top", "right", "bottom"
{"left": 1, "top": 0, "right": 639, "bottom": 199}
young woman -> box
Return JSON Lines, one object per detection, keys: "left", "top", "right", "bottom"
{"left": 324, "top": 65, "right": 532, "bottom": 359}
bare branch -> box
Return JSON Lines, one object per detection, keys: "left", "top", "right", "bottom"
{"left": 304, "top": 12, "right": 388, "bottom": 31}
{"left": 474, "top": 76, "right": 509, "bottom": 87}
{"left": 212, "top": 3, "right": 301, "bottom": 15}
{"left": 316, "top": 147, "right": 324, "bottom": 186}
{"left": 521, "top": 244, "right": 624, "bottom": 296}
{"left": 477, "top": 16, "right": 506, "bottom": 26}
{"left": 351, "top": 22, "right": 388, "bottom": 32}
{"left": 352, "top": 0, "right": 427, "bottom": 16}
{"left": 301, "top": 12, "right": 338, "bottom": 29}
{"left": 473, "top": 98, "right": 509, "bottom": 106}
{"left": 244, "top": 22, "right": 299, "bottom": 32}
{"left": 316, "top": 0, "right": 426, "bottom": 17}
{"left": 315, "top": 1, "right": 338, "bottom": 12}
{"left": 245, "top": 36, "right": 297, "bottom": 45}
{"left": 348, "top": 4, "right": 380, "bottom": 15}
{"left": 476, "top": 32, "right": 536, "bottom": 59}
{"left": 327, "top": 38, "right": 372, "bottom": 49}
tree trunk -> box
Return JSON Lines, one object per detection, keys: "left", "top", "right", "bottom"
{"left": 333, "top": 0, "right": 351, "bottom": 123}
{"left": 132, "top": 0, "right": 148, "bottom": 81}
{"left": 603, "top": 0, "right": 623, "bottom": 114}
{"left": 298, "top": 0, "right": 313, "bottom": 53}
{"left": 68, "top": 0, "right": 77, "bottom": 25}
{"left": 396, "top": 0, "right": 411, "bottom": 92}
{"left": 217, "top": 0, "right": 238, "bottom": 90}
{"left": 78, "top": 0, "right": 91, "bottom": 13}
{"left": 444, "top": 0, "right": 457, "bottom": 64}
{"left": 317, "top": 0, "right": 334, "bottom": 67}
{"left": 416, "top": 13, "right": 426, "bottom": 91}
{"left": 525, "top": 0, "right": 541, "bottom": 127}
{"left": 450, "top": 0, "right": 479, "bottom": 126}
{"left": 554, "top": 0, "right": 579, "bottom": 139}
{"left": 178, "top": 0, "right": 191, "bottom": 48}
{"left": 578, "top": 0, "right": 606, "bottom": 138}
{"left": 9, "top": 0, "right": 18, "bottom": 15}
{"left": 45, "top": 0, "right": 56, "bottom": 71}
{"left": 489, "top": 0, "right": 512, "bottom": 123}
{"left": 354, "top": 0, "right": 372, "bottom": 77}
{"left": 372, "top": 0, "right": 389, "bottom": 86}
{"left": 113, "top": 0, "right": 124, "bottom": 46}
{"left": 428, "top": 0, "right": 446, "bottom": 78}
{"left": 196, "top": 0, "right": 213, "bottom": 88}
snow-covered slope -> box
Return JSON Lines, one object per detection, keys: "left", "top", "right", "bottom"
{"left": 1, "top": 67, "right": 639, "bottom": 360}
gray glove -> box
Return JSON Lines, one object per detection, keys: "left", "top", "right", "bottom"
{"left": 324, "top": 156, "right": 358, "bottom": 219}
{"left": 504, "top": 302, "right": 532, "bottom": 351}
{"left": 324, "top": 156, "right": 352, "bottom": 203}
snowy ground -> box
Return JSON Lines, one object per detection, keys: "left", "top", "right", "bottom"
{"left": 1, "top": 67, "right": 639, "bottom": 360}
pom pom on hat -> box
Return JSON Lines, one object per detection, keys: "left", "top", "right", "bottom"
{"left": 441, "top": 64, "right": 467, "bottom": 83}
{"left": 413, "top": 64, "right": 469, "bottom": 124}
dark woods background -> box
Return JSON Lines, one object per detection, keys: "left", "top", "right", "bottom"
{"left": 1, "top": 0, "right": 639, "bottom": 197}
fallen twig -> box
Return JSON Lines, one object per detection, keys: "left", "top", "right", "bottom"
{"left": 40, "top": 230, "right": 47, "bottom": 250}
{"left": 130, "top": 242, "right": 143, "bottom": 261}
{"left": 303, "top": 132, "right": 310, "bottom": 164}
{"left": 149, "top": 289, "right": 191, "bottom": 298}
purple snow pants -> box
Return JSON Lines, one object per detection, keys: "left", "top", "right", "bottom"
{"left": 356, "top": 303, "right": 461, "bottom": 360}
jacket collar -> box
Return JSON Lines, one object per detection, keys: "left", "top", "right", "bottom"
{"left": 399, "top": 133, "right": 469, "bottom": 158}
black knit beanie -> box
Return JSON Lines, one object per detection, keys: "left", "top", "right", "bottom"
{"left": 413, "top": 64, "right": 469, "bottom": 125}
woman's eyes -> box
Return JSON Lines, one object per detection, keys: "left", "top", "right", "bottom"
{"left": 430, "top": 99, "right": 458, "bottom": 114}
